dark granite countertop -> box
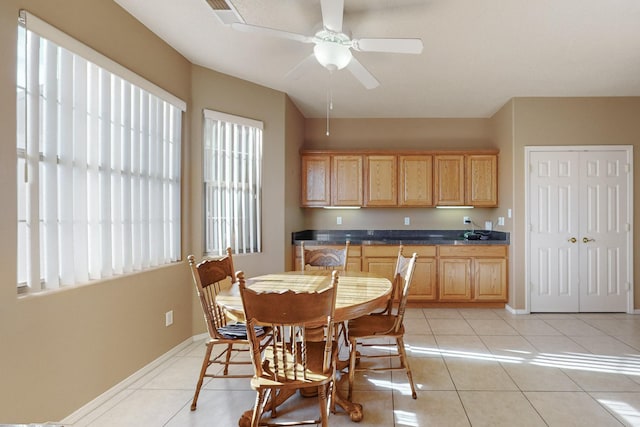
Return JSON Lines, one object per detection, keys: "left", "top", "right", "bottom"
{"left": 292, "top": 229, "right": 510, "bottom": 246}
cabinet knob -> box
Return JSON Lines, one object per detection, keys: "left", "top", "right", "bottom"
{"left": 583, "top": 237, "right": 595, "bottom": 243}
{"left": 568, "top": 237, "right": 577, "bottom": 243}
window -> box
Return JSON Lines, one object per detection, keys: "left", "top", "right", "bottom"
{"left": 16, "top": 11, "right": 185, "bottom": 291}
{"left": 203, "top": 110, "right": 263, "bottom": 256}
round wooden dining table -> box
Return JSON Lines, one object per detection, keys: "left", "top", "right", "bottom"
{"left": 216, "top": 270, "right": 393, "bottom": 323}
{"left": 215, "top": 269, "right": 393, "bottom": 424}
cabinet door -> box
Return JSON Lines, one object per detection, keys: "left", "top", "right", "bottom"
{"left": 438, "top": 258, "right": 471, "bottom": 300}
{"left": 410, "top": 258, "right": 437, "bottom": 301}
{"left": 399, "top": 155, "right": 433, "bottom": 207}
{"left": 434, "top": 155, "right": 465, "bottom": 206}
{"left": 473, "top": 258, "right": 507, "bottom": 301}
{"left": 466, "top": 154, "right": 498, "bottom": 207}
{"left": 332, "top": 155, "right": 363, "bottom": 206}
{"left": 365, "top": 155, "right": 397, "bottom": 206}
{"left": 363, "top": 257, "right": 397, "bottom": 281}
{"left": 301, "top": 155, "right": 331, "bottom": 207}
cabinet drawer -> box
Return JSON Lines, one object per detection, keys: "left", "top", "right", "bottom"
{"left": 439, "top": 245, "right": 507, "bottom": 257}
{"left": 403, "top": 245, "right": 437, "bottom": 257}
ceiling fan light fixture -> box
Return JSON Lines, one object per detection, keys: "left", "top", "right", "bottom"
{"left": 314, "top": 42, "right": 352, "bottom": 71}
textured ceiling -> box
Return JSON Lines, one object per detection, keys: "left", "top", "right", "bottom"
{"left": 114, "top": 0, "right": 640, "bottom": 118}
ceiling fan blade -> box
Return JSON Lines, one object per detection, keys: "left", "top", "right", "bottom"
{"left": 353, "top": 38, "right": 424, "bottom": 54}
{"left": 320, "top": 0, "right": 344, "bottom": 32}
{"left": 230, "top": 23, "right": 313, "bottom": 44}
{"left": 346, "top": 57, "right": 379, "bottom": 90}
{"left": 285, "top": 54, "right": 318, "bottom": 80}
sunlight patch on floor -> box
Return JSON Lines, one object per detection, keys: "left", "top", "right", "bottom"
{"left": 394, "top": 409, "right": 419, "bottom": 426}
{"left": 532, "top": 352, "right": 640, "bottom": 376}
{"left": 409, "top": 346, "right": 524, "bottom": 364}
{"left": 367, "top": 378, "right": 413, "bottom": 395}
{"left": 406, "top": 344, "right": 640, "bottom": 375}
{"left": 597, "top": 399, "right": 640, "bottom": 425}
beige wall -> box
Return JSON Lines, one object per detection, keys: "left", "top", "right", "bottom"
{"left": 0, "top": 1, "right": 306, "bottom": 422}
{"left": 490, "top": 100, "right": 517, "bottom": 308}
{"left": 188, "top": 65, "right": 303, "bottom": 333}
{"left": 2, "top": 3, "right": 639, "bottom": 424}
{"left": 284, "top": 97, "right": 306, "bottom": 269}
{"left": 301, "top": 118, "right": 503, "bottom": 231}
{"left": 0, "top": 0, "right": 193, "bottom": 422}
{"left": 510, "top": 97, "right": 640, "bottom": 310}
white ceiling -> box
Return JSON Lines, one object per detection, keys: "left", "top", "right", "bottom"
{"left": 114, "top": 0, "right": 640, "bottom": 118}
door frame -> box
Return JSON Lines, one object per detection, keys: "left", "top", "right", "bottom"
{"left": 524, "top": 145, "right": 634, "bottom": 314}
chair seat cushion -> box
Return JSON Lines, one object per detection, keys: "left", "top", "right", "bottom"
{"left": 217, "top": 322, "right": 265, "bottom": 339}
{"left": 348, "top": 315, "right": 403, "bottom": 338}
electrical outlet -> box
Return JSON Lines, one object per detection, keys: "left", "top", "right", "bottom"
{"left": 165, "top": 310, "right": 173, "bottom": 327}
{"left": 336, "top": 216, "right": 342, "bottom": 225}
{"left": 507, "top": 209, "right": 512, "bottom": 218}
{"left": 404, "top": 217, "right": 410, "bottom": 225}
{"left": 497, "top": 217, "right": 505, "bottom": 226}
{"left": 463, "top": 216, "right": 471, "bottom": 224}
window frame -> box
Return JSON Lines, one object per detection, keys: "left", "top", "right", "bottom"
{"left": 16, "top": 10, "right": 186, "bottom": 292}
{"left": 202, "top": 109, "right": 263, "bottom": 257}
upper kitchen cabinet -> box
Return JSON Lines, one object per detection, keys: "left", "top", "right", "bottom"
{"left": 466, "top": 154, "right": 498, "bottom": 207}
{"left": 332, "top": 155, "right": 363, "bottom": 206}
{"left": 399, "top": 155, "right": 433, "bottom": 207}
{"left": 365, "top": 155, "right": 397, "bottom": 207}
{"left": 434, "top": 153, "right": 498, "bottom": 207}
{"left": 434, "top": 154, "right": 465, "bottom": 206}
{"left": 301, "top": 155, "right": 331, "bottom": 207}
{"left": 301, "top": 150, "right": 497, "bottom": 208}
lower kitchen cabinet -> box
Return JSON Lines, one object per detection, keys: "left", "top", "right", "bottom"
{"left": 438, "top": 245, "right": 507, "bottom": 302}
{"left": 439, "top": 258, "right": 472, "bottom": 301}
{"left": 362, "top": 245, "right": 437, "bottom": 301}
{"left": 293, "top": 243, "right": 507, "bottom": 304}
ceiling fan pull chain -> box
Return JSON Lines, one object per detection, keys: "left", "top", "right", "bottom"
{"left": 326, "top": 88, "right": 330, "bottom": 136}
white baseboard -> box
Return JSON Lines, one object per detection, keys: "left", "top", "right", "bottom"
{"left": 505, "top": 304, "right": 529, "bottom": 315}
{"left": 61, "top": 335, "right": 204, "bottom": 425}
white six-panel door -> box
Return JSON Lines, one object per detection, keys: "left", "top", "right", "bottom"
{"left": 527, "top": 147, "right": 633, "bottom": 313}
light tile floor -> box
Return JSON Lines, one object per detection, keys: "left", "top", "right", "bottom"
{"left": 64, "top": 309, "right": 640, "bottom": 426}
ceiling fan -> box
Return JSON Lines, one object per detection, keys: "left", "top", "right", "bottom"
{"left": 224, "top": 0, "right": 424, "bottom": 89}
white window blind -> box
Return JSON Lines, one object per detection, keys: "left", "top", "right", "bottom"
{"left": 16, "top": 11, "right": 184, "bottom": 291}
{"left": 203, "top": 110, "right": 263, "bottom": 256}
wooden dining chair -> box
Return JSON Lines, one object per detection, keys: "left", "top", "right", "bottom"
{"left": 188, "top": 249, "right": 260, "bottom": 411}
{"left": 373, "top": 245, "right": 407, "bottom": 316}
{"left": 300, "top": 241, "right": 350, "bottom": 271}
{"left": 347, "top": 251, "right": 419, "bottom": 400}
{"left": 301, "top": 241, "right": 350, "bottom": 346}
{"left": 238, "top": 270, "right": 339, "bottom": 427}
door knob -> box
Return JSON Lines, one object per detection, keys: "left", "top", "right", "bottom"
{"left": 583, "top": 237, "right": 595, "bottom": 243}
{"left": 568, "top": 237, "right": 577, "bottom": 243}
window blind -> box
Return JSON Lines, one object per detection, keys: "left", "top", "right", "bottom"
{"left": 203, "top": 109, "right": 263, "bottom": 256}
{"left": 17, "top": 11, "right": 184, "bottom": 290}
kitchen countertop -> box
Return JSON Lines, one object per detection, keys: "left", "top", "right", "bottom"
{"left": 292, "top": 229, "right": 510, "bottom": 246}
